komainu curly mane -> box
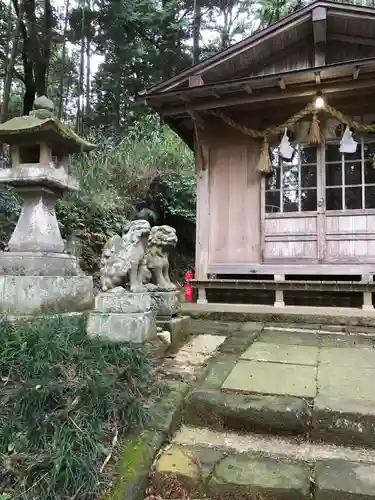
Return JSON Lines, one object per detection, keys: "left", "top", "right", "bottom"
{"left": 145, "top": 225, "right": 177, "bottom": 290}
{"left": 99, "top": 219, "right": 151, "bottom": 292}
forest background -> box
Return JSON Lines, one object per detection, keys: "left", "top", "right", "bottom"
{"left": 0, "top": 0, "right": 371, "bottom": 282}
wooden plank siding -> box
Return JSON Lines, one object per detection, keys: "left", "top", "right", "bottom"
{"left": 263, "top": 214, "right": 318, "bottom": 262}
{"left": 326, "top": 41, "right": 375, "bottom": 65}
{"left": 325, "top": 213, "right": 375, "bottom": 262}
{"left": 250, "top": 43, "right": 313, "bottom": 77}
{"left": 207, "top": 124, "right": 262, "bottom": 266}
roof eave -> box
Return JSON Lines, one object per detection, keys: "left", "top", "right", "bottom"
{"left": 144, "top": 0, "right": 375, "bottom": 96}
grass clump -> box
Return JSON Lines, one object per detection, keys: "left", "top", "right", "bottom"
{"left": 0, "top": 314, "right": 153, "bottom": 499}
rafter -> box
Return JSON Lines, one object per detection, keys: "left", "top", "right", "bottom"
{"left": 160, "top": 77, "right": 375, "bottom": 116}
{"left": 312, "top": 6, "right": 327, "bottom": 66}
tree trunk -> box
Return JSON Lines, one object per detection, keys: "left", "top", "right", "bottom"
{"left": 3, "top": 0, "right": 13, "bottom": 89}
{"left": 76, "top": 3, "right": 85, "bottom": 133}
{"left": 192, "top": 0, "right": 201, "bottom": 65}
{"left": 23, "top": 64, "right": 36, "bottom": 114}
{"left": 1, "top": 3, "right": 21, "bottom": 122}
{"left": 34, "top": 0, "right": 53, "bottom": 96}
{"left": 13, "top": 0, "right": 53, "bottom": 114}
{"left": 85, "top": 0, "right": 91, "bottom": 126}
{"left": 58, "top": 0, "right": 70, "bottom": 119}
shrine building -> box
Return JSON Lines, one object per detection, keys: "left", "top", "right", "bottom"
{"left": 144, "top": 0, "right": 375, "bottom": 310}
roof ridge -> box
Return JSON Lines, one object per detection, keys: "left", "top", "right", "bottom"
{"left": 143, "top": 0, "right": 375, "bottom": 95}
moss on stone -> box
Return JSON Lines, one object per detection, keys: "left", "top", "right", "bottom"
{"left": 146, "top": 380, "right": 189, "bottom": 433}
{"left": 198, "top": 355, "right": 238, "bottom": 390}
{"left": 0, "top": 115, "right": 95, "bottom": 152}
{"left": 105, "top": 430, "right": 164, "bottom": 500}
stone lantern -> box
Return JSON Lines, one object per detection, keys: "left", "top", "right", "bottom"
{"left": 0, "top": 96, "right": 95, "bottom": 315}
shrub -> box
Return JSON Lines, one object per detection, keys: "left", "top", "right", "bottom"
{"left": 0, "top": 118, "right": 196, "bottom": 281}
{"left": 58, "top": 117, "right": 195, "bottom": 280}
{"left": 0, "top": 314, "right": 153, "bottom": 499}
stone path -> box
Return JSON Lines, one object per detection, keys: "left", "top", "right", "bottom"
{"left": 148, "top": 320, "right": 375, "bottom": 499}
{"left": 222, "top": 330, "right": 375, "bottom": 401}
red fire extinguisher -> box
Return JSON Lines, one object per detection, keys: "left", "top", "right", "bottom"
{"left": 185, "top": 271, "right": 194, "bottom": 301}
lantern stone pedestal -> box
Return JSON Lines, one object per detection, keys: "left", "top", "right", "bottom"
{"left": 0, "top": 96, "right": 95, "bottom": 315}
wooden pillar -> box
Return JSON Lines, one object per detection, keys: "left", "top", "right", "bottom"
{"left": 274, "top": 274, "right": 285, "bottom": 307}
{"left": 362, "top": 274, "right": 373, "bottom": 311}
{"left": 195, "top": 138, "right": 209, "bottom": 305}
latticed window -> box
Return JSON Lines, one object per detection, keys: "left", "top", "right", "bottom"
{"left": 265, "top": 145, "right": 317, "bottom": 213}
{"left": 325, "top": 139, "right": 375, "bottom": 210}
{"left": 265, "top": 138, "right": 375, "bottom": 213}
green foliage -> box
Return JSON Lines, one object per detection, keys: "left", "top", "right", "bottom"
{"left": 0, "top": 118, "right": 195, "bottom": 279}
{"left": 56, "top": 117, "right": 195, "bottom": 279}
{"left": 0, "top": 187, "right": 20, "bottom": 249}
{"left": 0, "top": 314, "right": 153, "bottom": 499}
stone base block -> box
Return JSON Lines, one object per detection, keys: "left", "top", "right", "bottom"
{"left": 87, "top": 311, "right": 157, "bottom": 343}
{"left": 157, "top": 315, "right": 191, "bottom": 346}
{"left": 150, "top": 290, "right": 180, "bottom": 319}
{"left": 95, "top": 289, "right": 152, "bottom": 313}
{"left": 0, "top": 251, "right": 83, "bottom": 276}
{"left": 0, "top": 275, "right": 93, "bottom": 315}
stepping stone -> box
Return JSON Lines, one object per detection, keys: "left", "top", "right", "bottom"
{"left": 258, "top": 329, "right": 320, "bottom": 346}
{"left": 153, "top": 446, "right": 312, "bottom": 499}
{"left": 319, "top": 334, "right": 375, "bottom": 348}
{"left": 313, "top": 395, "right": 375, "bottom": 448}
{"left": 241, "top": 342, "right": 319, "bottom": 366}
{"left": 320, "top": 346, "right": 375, "bottom": 368}
{"left": 318, "top": 365, "right": 375, "bottom": 401}
{"left": 316, "top": 460, "right": 375, "bottom": 499}
{"left": 222, "top": 360, "right": 317, "bottom": 398}
{"left": 189, "top": 320, "right": 241, "bottom": 336}
{"left": 208, "top": 453, "right": 311, "bottom": 499}
{"left": 153, "top": 445, "right": 202, "bottom": 495}
{"left": 184, "top": 388, "right": 310, "bottom": 434}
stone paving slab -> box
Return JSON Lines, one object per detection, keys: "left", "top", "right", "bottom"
{"left": 258, "top": 329, "right": 320, "bottom": 346}
{"left": 241, "top": 342, "right": 319, "bottom": 366}
{"left": 318, "top": 365, "right": 375, "bottom": 401}
{"left": 184, "top": 388, "right": 310, "bottom": 434}
{"left": 208, "top": 453, "right": 311, "bottom": 499}
{"left": 316, "top": 460, "right": 375, "bottom": 500}
{"left": 239, "top": 321, "right": 265, "bottom": 333}
{"left": 222, "top": 360, "right": 317, "bottom": 398}
{"left": 218, "top": 330, "right": 258, "bottom": 355}
{"left": 188, "top": 320, "right": 241, "bottom": 336}
{"left": 198, "top": 355, "right": 238, "bottom": 390}
{"left": 320, "top": 346, "right": 375, "bottom": 368}
{"left": 265, "top": 322, "right": 323, "bottom": 331}
{"left": 182, "top": 324, "right": 375, "bottom": 449}
{"left": 153, "top": 444, "right": 311, "bottom": 500}
{"left": 319, "top": 334, "right": 375, "bottom": 348}
{"left": 313, "top": 395, "right": 375, "bottom": 448}
{"left": 153, "top": 436, "right": 375, "bottom": 499}
{"left": 174, "top": 425, "right": 375, "bottom": 464}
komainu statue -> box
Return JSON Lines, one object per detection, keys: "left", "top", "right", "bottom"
{"left": 99, "top": 219, "right": 151, "bottom": 292}
{"left": 144, "top": 225, "right": 178, "bottom": 291}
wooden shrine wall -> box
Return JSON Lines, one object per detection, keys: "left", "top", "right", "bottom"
{"left": 200, "top": 124, "right": 262, "bottom": 269}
